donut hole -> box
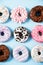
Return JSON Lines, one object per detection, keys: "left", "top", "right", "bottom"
{"left": 35, "top": 11, "right": 41, "bottom": 17}
{"left": 38, "top": 51, "right": 41, "bottom": 55}
{"left": 0, "top": 50, "right": 4, "bottom": 56}
{"left": 38, "top": 31, "right": 42, "bottom": 36}
{"left": 18, "top": 12, "right": 21, "bottom": 16}
{"left": 18, "top": 51, "right": 22, "bottom": 56}
{"left": 19, "top": 32, "right": 23, "bottom": 39}
{"left": 0, "top": 32, "right": 4, "bottom": 36}
{"left": 0, "top": 12, "right": 2, "bottom": 16}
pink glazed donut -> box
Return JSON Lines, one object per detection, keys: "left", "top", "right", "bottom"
{"left": 10, "top": 6, "right": 28, "bottom": 23}
{"left": 31, "top": 25, "right": 43, "bottom": 42}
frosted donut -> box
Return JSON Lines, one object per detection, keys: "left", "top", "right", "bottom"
{"left": 31, "top": 25, "right": 43, "bottom": 42}
{"left": 0, "top": 25, "right": 11, "bottom": 42}
{"left": 0, "top": 6, "right": 9, "bottom": 23}
{"left": 13, "top": 45, "right": 29, "bottom": 62}
{"left": 31, "top": 45, "right": 43, "bottom": 62}
{"left": 10, "top": 7, "right": 28, "bottom": 23}
{"left": 14, "top": 26, "right": 30, "bottom": 43}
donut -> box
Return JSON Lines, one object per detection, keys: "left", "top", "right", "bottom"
{"left": 14, "top": 26, "right": 30, "bottom": 43}
{"left": 31, "top": 45, "right": 43, "bottom": 62}
{"left": 10, "top": 6, "right": 28, "bottom": 23}
{"left": 31, "top": 25, "right": 43, "bottom": 42}
{"left": 13, "top": 45, "right": 29, "bottom": 62}
{"left": 30, "top": 6, "right": 43, "bottom": 22}
{"left": 0, "top": 6, "right": 9, "bottom": 23}
{"left": 0, "top": 45, "right": 10, "bottom": 62}
{"left": 0, "top": 25, "right": 11, "bottom": 42}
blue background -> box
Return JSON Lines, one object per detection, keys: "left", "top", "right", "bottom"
{"left": 0, "top": 0, "right": 43, "bottom": 65}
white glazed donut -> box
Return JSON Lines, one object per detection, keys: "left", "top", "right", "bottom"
{"left": 31, "top": 45, "right": 43, "bottom": 62}
{"left": 14, "top": 26, "right": 30, "bottom": 43}
{"left": 0, "top": 25, "right": 11, "bottom": 42}
{"left": 0, "top": 6, "right": 9, "bottom": 23}
{"left": 13, "top": 45, "right": 29, "bottom": 62}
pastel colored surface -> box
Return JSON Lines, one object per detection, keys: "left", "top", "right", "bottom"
{"left": 0, "top": 0, "right": 43, "bottom": 65}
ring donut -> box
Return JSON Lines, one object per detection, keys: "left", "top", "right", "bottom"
{"left": 11, "top": 6, "right": 28, "bottom": 23}
{"left": 31, "top": 45, "right": 43, "bottom": 62}
{"left": 31, "top": 25, "right": 43, "bottom": 42}
{"left": 0, "top": 45, "right": 10, "bottom": 62}
{"left": 13, "top": 45, "right": 29, "bottom": 62}
{"left": 14, "top": 26, "right": 30, "bottom": 43}
{"left": 0, "top": 6, "right": 9, "bottom": 23}
{"left": 0, "top": 25, "right": 11, "bottom": 42}
{"left": 30, "top": 6, "right": 43, "bottom": 22}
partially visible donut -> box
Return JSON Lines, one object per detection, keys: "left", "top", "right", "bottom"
{"left": 0, "top": 45, "right": 10, "bottom": 62}
{"left": 10, "top": 7, "right": 28, "bottom": 23}
{"left": 13, "top": 45, "right": 29, "bottom": 62}
{"left": 31, "top": 45, "right": 43, "bottom": 62}
{"left": 30, "top": 6, "right": 43, "bottom": 22}
{"left": 31, "top": 25, "right": 43, "bottom": 42}
{"left": 14, "top": 26, "right": 30, "bottom": 43}
{"left": 0, "top": 6, "right": 9, "bottom": 23}
{"left": 0, "top": 25, "right": 11, "bottom": 42}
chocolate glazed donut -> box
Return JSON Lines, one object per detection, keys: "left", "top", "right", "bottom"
{"left": 0, "top": 45, "right": 10, "bottom": 62}
{"left": 30, "top": 6, "right": 43, "bottom": 22}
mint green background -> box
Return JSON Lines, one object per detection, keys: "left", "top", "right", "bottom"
{"left": 0, "top": 0, "right": 43, "bottom": 65}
